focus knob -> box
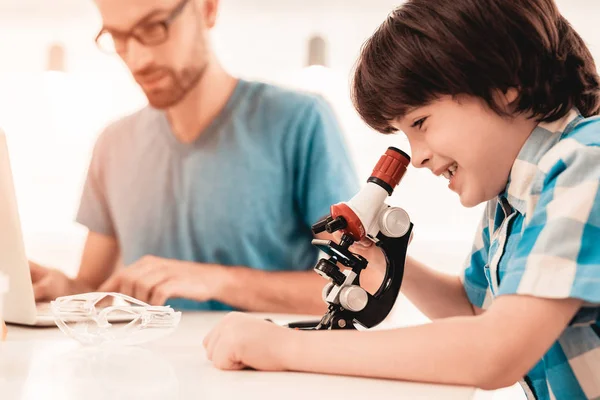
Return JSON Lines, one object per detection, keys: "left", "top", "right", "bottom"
{"left": 315, "top": 259, "right": 346, "bottom": 286}
{"left": 339, "top": 285, "right": 368, "bottom": 312}
{"left": 379, "top": 207, "right": 411, "bottom": 238}
{"left": 322, "top": 282, "right": 335, "bottom": 302}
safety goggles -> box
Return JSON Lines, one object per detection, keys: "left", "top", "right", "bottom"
{"left": 51, "top": 292, "right": 181, "bottom": 346}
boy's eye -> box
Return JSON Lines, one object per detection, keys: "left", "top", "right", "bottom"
{"left": 411, "top": 117, "right": 428, "bottom": 129}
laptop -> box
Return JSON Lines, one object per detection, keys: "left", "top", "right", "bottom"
{"left": 0, "top": 129, "right": 132, "bottom": 326}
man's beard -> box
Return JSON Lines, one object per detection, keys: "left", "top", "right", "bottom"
{"left": 135, "top": 65, "right": 207, "bottom": 109}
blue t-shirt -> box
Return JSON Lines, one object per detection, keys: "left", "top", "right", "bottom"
{"left": 76, "top": 79, "right": 359, "bottom": 310}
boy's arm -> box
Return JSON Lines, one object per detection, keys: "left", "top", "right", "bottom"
{"left": 285, "top": 295, "right": 581, "bottom": 388}
{"left": 205, "top": 294, "right": 582, "bottom": 390}
{"left": 401, "top": 256, "right": 485, "bottom": 318}
{"left": 347, "top": 245, "right": 484, "bottom": 319}
{"left": 346, "top": 201, "right": 492, "bottom": 321}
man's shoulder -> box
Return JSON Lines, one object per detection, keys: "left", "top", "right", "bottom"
{"left": 243, "top": 80, "right": 331, "bottom": 119}
{"left": 101, "top": 106, "right": 156, "bottom": 139}
{"left": 95, "top": 106, "right": 157, "bottom": 149}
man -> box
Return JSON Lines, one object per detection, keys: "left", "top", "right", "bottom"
{"left": 30, "top": 0, "right": 360, "bottom": 313}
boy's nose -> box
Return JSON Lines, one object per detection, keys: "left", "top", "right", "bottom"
{"left": 411, "top": 145, "right": 432, "bottom": 168}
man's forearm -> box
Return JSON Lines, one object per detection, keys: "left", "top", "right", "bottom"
{"left": 70, "top": 277, "right": 96, "bottom": 293}
{"left": 75, "top": 231, "right": 121, "bottom": 291}
{"left": 400, "top": 256, "right": 479, "bottom": 319}
{"left": 213, "top": 267, "right": 328, "bottom": 314}
{"left": 209, "top": 255, "right": 476, "bottom": 317}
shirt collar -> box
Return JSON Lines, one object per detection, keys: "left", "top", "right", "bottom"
{"left": 502, "top": 108, "right": 583, "bottom": 215}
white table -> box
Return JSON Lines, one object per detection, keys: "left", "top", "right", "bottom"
{"left": 0, "top": 312, "right": 478, "bottom": 400}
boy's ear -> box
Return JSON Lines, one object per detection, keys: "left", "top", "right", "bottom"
{"left": 504, "top": 88, "right": 519, "bottom": 105}
{"left": 492, "top": 88, "right": 520, "bottom": 112}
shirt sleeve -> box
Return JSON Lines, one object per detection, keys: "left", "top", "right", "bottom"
{"left": 75, "top": 131, "right": 115, "bottom": 237}
{"left": 498, "top": 140, "right": 600, "bottom": 305}
{"left": 291, "top": 96, "right": 360, "bottom": 227}
{"left": 461, "top": 202, "right": 494, "bottom": 309}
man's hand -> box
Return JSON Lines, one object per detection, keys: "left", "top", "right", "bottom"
{"left": 98, "top": 255, "right": 225, "bottom": 305}
{"left": 203, "top": 312, "right": 295, "bottom": 371}
{"left": 30, "top": 261, "right": 90, "bottom": 302}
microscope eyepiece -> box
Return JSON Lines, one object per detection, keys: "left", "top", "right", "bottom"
{"left": 367, "top": 147, "right": 410, "bottom": 195}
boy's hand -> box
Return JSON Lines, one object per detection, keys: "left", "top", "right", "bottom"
{"left": 332, "top": 231, "right": 413, "bottom": 274}
{"left": 203, "top": 312, "right": 294, "bottom": 371}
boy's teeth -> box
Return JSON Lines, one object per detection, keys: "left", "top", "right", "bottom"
{"left": 442, "top": 163, "right": 458, "bottom": 180}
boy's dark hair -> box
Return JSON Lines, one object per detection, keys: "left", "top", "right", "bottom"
{"left": 352, "top": 0, "right": 600, "bottom": 133}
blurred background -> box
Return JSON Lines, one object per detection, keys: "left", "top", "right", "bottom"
{"left": 0, "top": 0, "right": 598, "bottom": 323}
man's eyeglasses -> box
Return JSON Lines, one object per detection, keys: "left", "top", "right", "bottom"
{"left": 95, "top": 0, "right": 191, "bottom": 54}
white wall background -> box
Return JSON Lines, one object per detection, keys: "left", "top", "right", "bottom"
{"left": 0, "top": 0, "right": 598, "bottom": 292}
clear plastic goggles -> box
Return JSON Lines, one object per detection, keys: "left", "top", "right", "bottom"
{"left": 50, "top": 292, "right": 182, "bottom": 346}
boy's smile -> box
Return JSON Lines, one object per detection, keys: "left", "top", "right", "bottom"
{"left": 392, "top": 93, "right": 538, "bottom": 207}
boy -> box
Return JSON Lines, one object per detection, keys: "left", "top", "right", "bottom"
{"left": 203, "top": 1, "right": 600, "bottom": 398}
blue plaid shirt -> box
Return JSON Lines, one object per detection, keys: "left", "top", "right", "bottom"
{"left": 462, "top": 109, "right": 600, "bottom": 400}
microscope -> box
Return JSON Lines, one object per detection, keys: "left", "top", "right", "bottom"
{"left": 288, "top": 147, "right": 413, "bottom": 330}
